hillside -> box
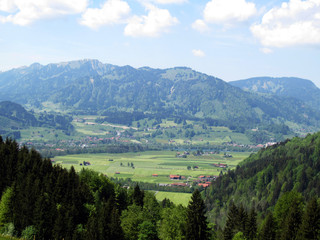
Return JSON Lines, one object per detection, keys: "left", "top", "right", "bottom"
{"left": 0, "top": 101, "right": 74, "bottom": 138}
{"left": 0, "top": 60, "right": 320, "bottom": 132}
{"left": 230, "top": 77, "right": 320, "bottom": 110}
{"left": 205, "top": 131, "right": 320, "bottom": 230}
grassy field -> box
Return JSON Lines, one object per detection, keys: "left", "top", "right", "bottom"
{"left": 53, "top": 150, "right": 250, "bottom": 184}
{"left": 154, "top": 191, "right": 192, "bottom": 206}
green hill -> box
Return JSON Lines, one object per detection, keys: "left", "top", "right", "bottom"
{"left": 0, "top": 101, "right": 74, "bottom": 138}
{"left": 0, "top": 60, "right": 320, "bottom": 133}
{"left": 205, "top": 131, "right": 320, "bottom": 229}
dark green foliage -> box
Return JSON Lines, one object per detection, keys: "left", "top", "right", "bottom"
{"left": 259, "top": 212, "right": 276, "bottom": 240}
{"left": 0, "top": 138, "right": 119, "bottom": 239}
{"left": 279, "top": 196, "right": 303, "bottom": 240}
{"left": 186, "top": 189, "right": 210, "bottom": 240}
{"left": 299, "top": 197, "right": 320, "bottom": 239}
{"left": 133, "top": 184, "right": 144, "bottom": 207}
{"left": 223, "top": 203, "right": 256, "bottom": 240}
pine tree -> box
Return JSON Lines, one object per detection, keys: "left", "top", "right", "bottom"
{"left": 133, "top": 184, "right": 144, "bottom": 207}
{"left": 299, "top": 197, "right": 320, "bottom": 239}
{"left": 280, "top": 198, "right": 303, "bottom": 240}
{"left": 259, "top": 212, "right": 276, "bottom": 240}
{"left": 186, "top": 189, "right": 210, "bottom": 240}
{"left": 224, "top": 202, "right": 238, "bottom": 240}
{"left": 245, "top": 208, "right": 257, "bottom": 240}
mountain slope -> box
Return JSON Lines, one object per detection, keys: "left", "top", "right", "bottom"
{"left": 205, "top": 131, "right": 320, "bottom": 227}
{"left": 230, "top": 77, "right": 320, "bottom": 110}
{"left": 0, "top": 60, "right": 320, "bottom": 130}
{"left": 0, "top": 101, "right": 74, "bottom": 138}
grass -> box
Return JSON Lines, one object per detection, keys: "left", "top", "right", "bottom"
{"left": 53, "top": 151, "right": 250, "bottom": 184}
{"left": 0, "top": 236, "right": 21, "bottom": 240}
{"left": 153, "top": 191, "right": 192, "bottom": 206}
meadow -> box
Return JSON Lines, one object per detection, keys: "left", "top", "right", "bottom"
{"left": 53, "top": 150, "right": 250, "bottom": 184}
{"left": 153, "top": 191, "right": 192, "bottom": 206}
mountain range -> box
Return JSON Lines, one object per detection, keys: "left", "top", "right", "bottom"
{"left": 0, "top": 59, "right": 319, "bottom": 131}
{"left": 230, "top": 77, "right": 320, "bottom": 110}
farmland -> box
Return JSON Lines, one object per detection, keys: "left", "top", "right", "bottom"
{"left": 53, "top": 150, "right": 250, "bottom": 184}
{"left": 154, "top": 191, "right": 192, "bottom": 206}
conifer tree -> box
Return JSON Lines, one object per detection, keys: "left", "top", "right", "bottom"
{"left": 280, "top": 198, "right": 303, "bottom": 240}
{"left": 224, "top": 202, "right": 239, "bottom": 240}
{"left": 133, "top": 184, "right": 144, "bottom": 207}
{"left": 245, "top": 208, "right": 257, "bottom": 240}
{"left": 299, "top": 197, "right": 320, "bottom": 239}
{"left": 259, "top": 212, "right": 276, "bottom": 240}
{"left": 186, "top": 189, "right": 210, "bottom": 240}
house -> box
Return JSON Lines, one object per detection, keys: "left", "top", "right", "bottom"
{"left": 170, "top": 175, "right": 181, "bottom": 180}
{"left": 152, "top": 174, "right": 158, "bottom": 177}
{"left": 198, "top": 183, "right": 209, "bottom": 188}
{"left": 115, "top": 172, "right": 120, "bottom": 174}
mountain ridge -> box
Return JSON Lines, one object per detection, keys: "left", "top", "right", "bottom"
{"left": 0, "top": 60, "right": 319, "bottom": 131}
{"left": 230, "top": 77, "right": 320, "bottom": 110}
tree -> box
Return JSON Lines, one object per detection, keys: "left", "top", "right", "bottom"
{"left": 224, "top": 202, "right": 239, "bottom": 240}
{"left": 186, "top": 189, "right": 210, "bottom": 240}
{"left": 133, "top": 184, "right": 144, "bottom": 207}
{"left": 259, "top": 212, "right": 276, "bottom": 240}
{"left": 280, "top": 197, "right": 303, "bottom": 240}
{"left": 245, "top": 208, "right": 257, "bottom": 240}
{"left": 0, "top": 187, "right": 13, "bottom": 227}
{"left": 158, "top": 205, "right": 187, "bottom": 240}
{"left": 121, "top": 204, "right": 144, "bottom": 240}
{"left": 299, "top": 197, "right": 320, "bottom": 239}
{"left": 138, "top": 221, "right": 159, "bottom": 240}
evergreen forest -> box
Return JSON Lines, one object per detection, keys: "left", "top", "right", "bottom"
{"left": 0, "top": 132, "right": 320, "bottom": 239}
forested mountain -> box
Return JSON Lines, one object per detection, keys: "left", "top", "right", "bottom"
{"left": 0, "top": 60, "right": 320, "bottom": 130}
{"left": 0, "top": 101, "right": 74, "bottom": 138}
{"left": 230, "top": 77, "right": 320, "bottom": 110}
{"left": 205, "top": 131, "right": 320, "bottom": 238}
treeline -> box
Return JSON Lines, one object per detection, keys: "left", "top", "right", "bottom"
{"left": 0, "top": 137, "right": 214, "bottom": 240}
{"left": 110, "top": 178, "right": 195, "bottom": 193}
{"left": 38, "top": 143, "right": 150, "bottom": 158}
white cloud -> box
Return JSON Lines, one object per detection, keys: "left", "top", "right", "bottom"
{"left": 260, "top": 47, "right": 273, "bottom": 54}
{"left": 124, "top": 5, "right": 178, "bottom": 37}
{"left": 80, "top": 0, "right": 131, "bottom": 29}
{"left": 192, "top": 49, "right": 206, "bottom": 57}
{"left": 192, "top": 19, "right": 210, "bottom": 32}
{"left": 251, "top": 0, "right": 320, "bottom": 47}
{"left": 152, "top": 0, "right": 187, "bottom": 3}
{"left": 0, "top": 0, "right": 88, "bottom": 26}
{"left": 203, "top": 0, "right": 257, "bottom": 25}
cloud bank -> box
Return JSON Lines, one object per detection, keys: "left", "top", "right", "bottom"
{"left": 124, "top": 5, "right": 178, "bottom": 37}
{"left": 251, "top": 0, "right": 320, "bottom": 47}
{"left": 0, "top": 0, "right": 88, "bottom": 25}
{"left": 80, "top": 0, "right": 131, "bottom": 29}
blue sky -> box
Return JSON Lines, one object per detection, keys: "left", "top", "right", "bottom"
{"left": 1, "top": 0, "right": 320, "bottom": 86}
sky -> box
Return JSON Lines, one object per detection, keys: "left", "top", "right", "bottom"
{"left": 0, "top": 0, "right": 320, "bottom": 86}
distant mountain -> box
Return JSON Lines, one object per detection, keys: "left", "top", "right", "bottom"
{"left": 0, "top": 60, "right": 320, "bottom": 130}
{"left": 230, "top": 77, "right": 320, "bottom": 110}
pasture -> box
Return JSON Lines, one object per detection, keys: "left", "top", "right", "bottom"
{"left": 154, "top": 191, "right": 192, "bottom": 206}
{"left": 53, "top": 150, "right": 250, "bottom": 184}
